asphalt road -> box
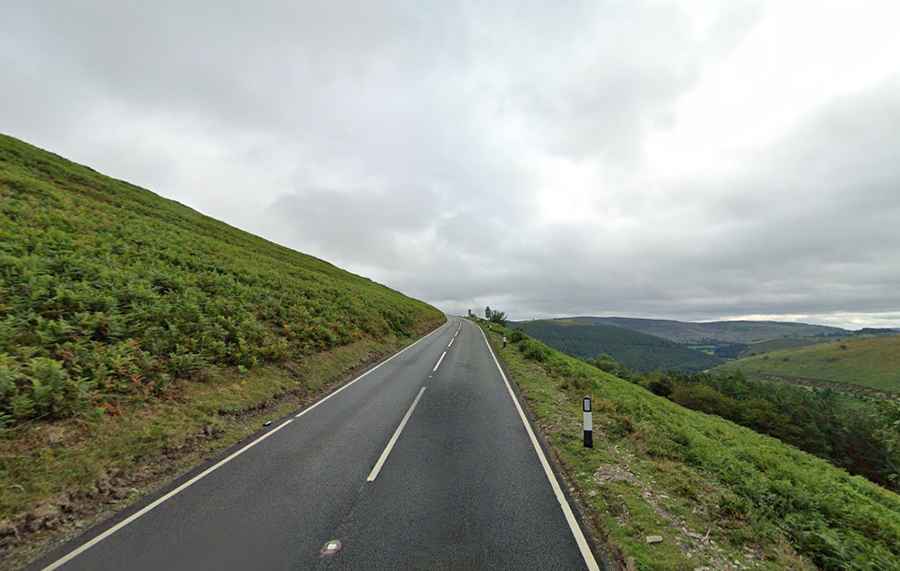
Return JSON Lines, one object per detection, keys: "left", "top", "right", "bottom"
{"left": 33, "top": 317, "right": 598, "bottom": 570}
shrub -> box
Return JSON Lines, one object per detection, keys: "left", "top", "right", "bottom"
{"left": 519, "top": 339, "right": 547, "bottom": 362}
{"left": 648, "top": 376, "right": 674, "bottom": 397}
{"left": 590, "top": 353, "right": 631, "bottom": 379}
{"left": 22, "top": 357, "right": 91, "bottom": 420}
{"left": 167, "top": 350, "right": 209, "bottom": 380}
{"left": 670, "top": 383, "right": 739, "bottom": 419}
{"left": 488, "top": 310, "right": 507, "bottom": 325}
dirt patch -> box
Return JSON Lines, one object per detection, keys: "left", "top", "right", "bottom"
{"left": 1, "top": 419, "right": 229, "bottom": 569}
{"left": 593, "top": 464, "right": 638, "bottom": 485}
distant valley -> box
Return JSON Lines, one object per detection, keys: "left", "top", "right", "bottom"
{"left": 513, "top": 316, "right": 896, "bottom": 374}
{"left": 513, "top": 319, "right": 722, "bottom": 372}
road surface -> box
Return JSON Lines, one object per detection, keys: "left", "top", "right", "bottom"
{"left": 32, "top": 317, "right": 598, "bottom": 570}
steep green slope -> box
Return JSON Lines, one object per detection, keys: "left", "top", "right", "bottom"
{"left": 715, "top": 335, "right": 900, "bottom": 394}
{"left": 0, "top": 133, "right": 443, "bottom": 564}
{"left": 572, "top": 316, "right": 845, "bottom": 344}
{"left": 0, "top": 133, "right": 442, "bottom": 425}
{"left": 481, "top": 323, "right": 900, "bottom": 570}
{"left": 514, "top": 319, "right": 722, "bottom": 372}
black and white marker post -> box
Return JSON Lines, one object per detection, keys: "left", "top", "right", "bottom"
{"left": 583, "top": 396, "right": 593, "bottom": 448}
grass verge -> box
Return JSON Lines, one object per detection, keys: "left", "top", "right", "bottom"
{"left": 479, "top": 322, "right": 900, "bottom": 570}
{"left": 0, "top": 325, "right": 438, "bottom": 569}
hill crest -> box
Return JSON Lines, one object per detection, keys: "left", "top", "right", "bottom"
{"left": 539, "top": 316, "right": 846, "bottom": 345}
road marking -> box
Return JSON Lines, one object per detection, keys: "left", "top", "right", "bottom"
{"left": 296, "top": 322, "right": 445, "bottom": 419}
{"left": 40, "top": 417, "right": 295, "bottom": 571}
{"left": 40, "top": 321, "right": 449, "bottom": 571}
{"left": 477, "top": 325, "right": 601, "bottom": 571}
{"left": 433, "top": 351, "right": 447, "bottom": 372}
{"left": 448, "top": 337, "right": 454, "bottom": 348}
{"left": 366, "top": 386, "right": 427, "bottom": 482}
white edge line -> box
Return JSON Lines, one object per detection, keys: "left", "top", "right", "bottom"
{"left": 41, "top": 321, "right": 449, "bottom": 571}
{"left": 295, "top": 322, "right": 443, "bottom": 419}
{"left": 477, "top": 325, "right": 601, "bottom": 571}
{"left": 432, "top": 351, "right": 447, "bottom": 372}
{"left": 41, "top": 418, "right": 295, "bottom": 571}
{"left": 366, "top": 386, "right": 427, "bottom": 482}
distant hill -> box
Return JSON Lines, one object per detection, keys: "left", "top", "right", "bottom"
{"left": 564, "top": 316, "right": 847, "bottom": 344}
{"left": 513, "top": 319, "right": 722, "bottom": 372}
{"left": 855, "top": 328, "right": 900, "bottom": 336}
{"left": 714, "top": 334, "right": 900, "bottom": 394}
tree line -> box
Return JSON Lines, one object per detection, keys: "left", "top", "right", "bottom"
{"left": 589, "top": 353, "right": 900, "bottom": 491}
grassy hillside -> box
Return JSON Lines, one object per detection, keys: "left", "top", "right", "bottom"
{"left": 633, "top": 370, "right": 900, "bottom": 490}
{"left": 738, "top": 337, "right": 831, "bottom": 358}
{"left": 481, "top": 323, "right": 900, "bottom": 570}
{"left": 715, "top": 335, "right": 900, "bottom": 394}
{"left": 0, "top": 134, "right": 443, "bottom": 564}
{"left": 572, "top": 317, "right": 845, "bottom": 345}
{"left": 514, "top": 320, "right": 722, "bottom": 372}
{"left": 0, "top": 133, "right": 442, "bottom": 424}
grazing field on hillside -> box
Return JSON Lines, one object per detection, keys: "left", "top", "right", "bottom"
{"left": 738, "top": 337, "right": 830, "bottom": 357}
{"left": 514, "top": 320, "right": 722, "bottom": 372}
{"left": 482, "top": 323, "right": 900, "bottom": 570}
{"left": 715, "top": 335, "right": 900, "bottom": 393}
{"left": 0, "top": 133, "right": 443, "bottom": 565}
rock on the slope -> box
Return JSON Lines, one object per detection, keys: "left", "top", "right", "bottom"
{"left": 26, "top": 503, "right": 61, "bottom": 532}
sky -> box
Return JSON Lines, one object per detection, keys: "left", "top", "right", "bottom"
{"left": 3, "top": 1, "right": 900, "bottom": 329}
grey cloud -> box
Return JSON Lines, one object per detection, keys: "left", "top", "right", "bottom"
{"left": 2, "top": 1, "right": 898, "bottom": 328}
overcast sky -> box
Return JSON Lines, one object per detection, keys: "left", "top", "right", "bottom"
{"left": 4, "top": 1, "right": 900, "bottom": 328}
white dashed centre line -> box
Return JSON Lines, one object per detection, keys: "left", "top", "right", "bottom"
{"left": 39, "top": 321, "right": 450, "bottom": 571}
{"left": 433, "top": 351, "right": 447, "bottom": 373}
{"left": 366, "top": 386, "right": 427, "bottom": 482}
